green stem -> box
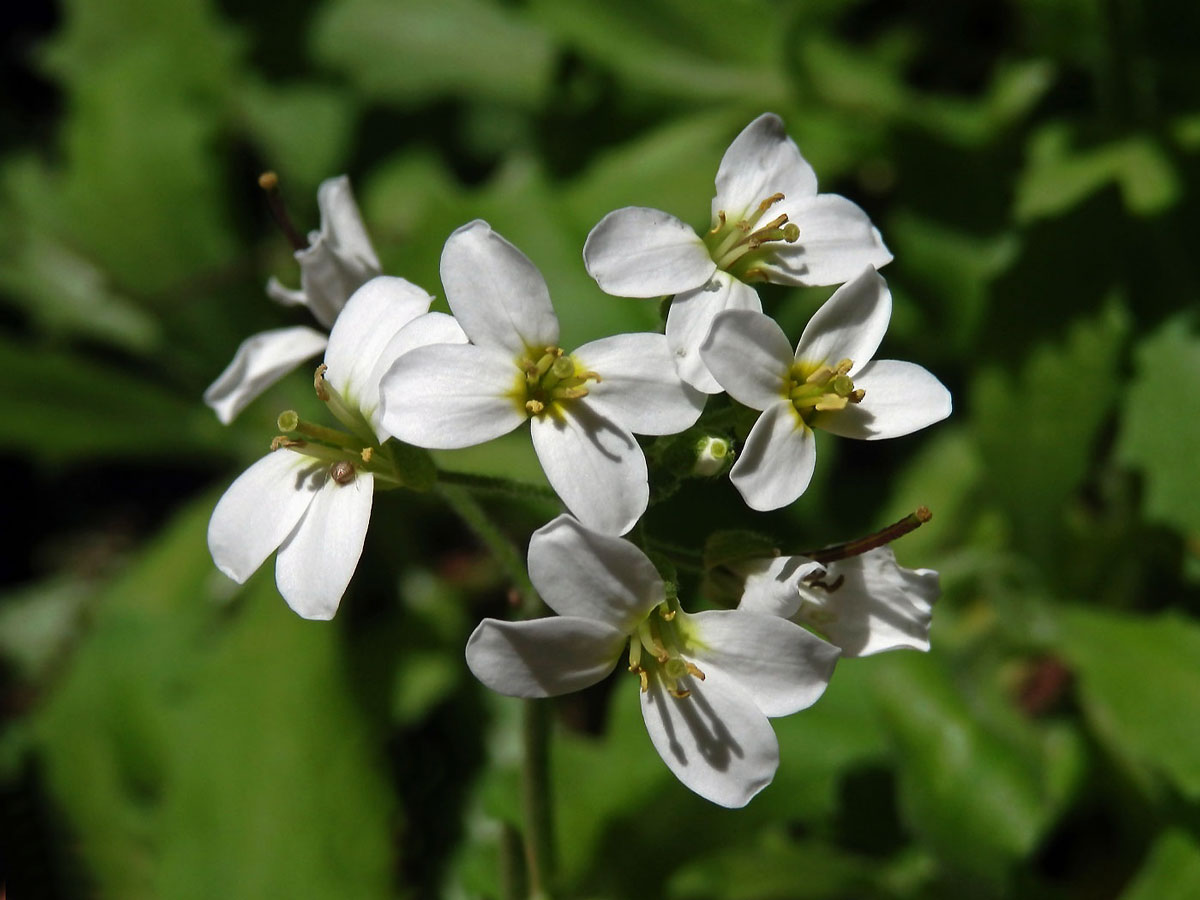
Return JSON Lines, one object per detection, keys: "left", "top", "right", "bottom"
{"left": 438, "top": 470, "right": 561, "bottom": 506}
{"left": 436, "top": 483, "right": 538, "bottom": 612}
{"left": 522, "top": 699, "right": 555, "bottom": 900}
{"left": 500, "top": 823, "right": 525, "bottom": 900}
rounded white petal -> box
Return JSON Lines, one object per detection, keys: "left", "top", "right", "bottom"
{"left": 530, "top": 404, "right": 648, "bottom": 536}
{"left": 367, "top": 312, "right": 469, "bottom": 441}
{"left": 439, "top": 220, "right": 559, "bottom": 355}
{"left": 315, "top": 175, "right": 381, "bottom": 271}
{"left": 712, "top": 113, "right": 818, "bottom": 222}
{"left": 573, "top": 332, "right": 705, "bottom": 435}
{"left": 528, "top": 514, "right": 664, "bottom": 630}
{"left": 699, "top": 309, "right": 792, "bottom": 409}
{"left": 765, "top": 194, "right": 892, "bottom": 287}
{"left": 275, "top": 470, "right": 374, "bottom": 620}
{"left": 204, "top": 326, "right": 329, "bottom": 424}
{"left": 729, "top": 402, "right": 815, "bottom": 511}
{"left": 289, "top": 176, "right": 382, "bottom": 329}
{"left": 379, "top": 343, "right": 527, "bottom": 449}
{"left": 207, "top": 450, "right": 323, "bottom": 584}
{"left": 737, "top": 555, "right": 825, "bottom": 619}
{"left": 798, "top": 547, "right": 939, "bottom": 657}
{"left": 666, "top": 274, "right": 763, "bottom": 394}
{"left": 640, "top": 668, "right": 779, "bottom": 808}
{"left": 324, "top": 276, "right": 435, "bottom": 412}
{"left": 794, "top": 267, "right": 892, "bottom": 373}
{"left": 683, "top": 610, "right": 840, "bottom": 718}
{"left": 583, "top": 207, "right": 715, "bottom": 297}
{"left": 814, "top": 359, "right": 952, "bottom": 441}
{"left": 465, "top": 616, "right": 627, "bottom": 698}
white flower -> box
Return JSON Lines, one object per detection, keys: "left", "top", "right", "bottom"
{"left": 379, "top": 220, "right": 705, "bottom": 536}
{"left": 739, "top": 547, "right": 939, "bottom": 657}
{"left": 699, "top": 267, "right": 951, "bottom": 511}
{"left": 583, "top": 113, "right": 892, "bottom": 393}
{"left": 204, "top": 175, "right": 383, "bottom": 424}
{"left": 465, "top": 515, "right": 840, "bottom": 808}
{"left": 207, "top": 276, "right": 465, "bottom": 619}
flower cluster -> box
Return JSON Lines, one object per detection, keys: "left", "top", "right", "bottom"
{"left": 206, "top": 114, "right": 951, "bottom": 806}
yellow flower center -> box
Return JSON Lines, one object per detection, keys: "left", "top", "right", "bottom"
{"left": 703, "top": 192, "right": 801, "bottom": 282}
{"left": 626, "top": 604, "right": 707, "bottom": 700}
{"left": 512, "top": 346, "right": 601, "bottom": 419}
{"left": 786, "top": 358, "right": 865, "bottom": 425}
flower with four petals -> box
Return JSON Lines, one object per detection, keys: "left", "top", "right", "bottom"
{"left": 208, "top": 276, "right": 464, "bottom": 619}
{"left": 465, "top": 515, "right": 841, "bottom": 807}
{"left": 583, "top": 113, "right": 892, "bottom": 392}
{"left": 380, "top": 220, "right": 705, "bottom": 536}
{"left": 699, "top": 266, "right": 952, "bottom": 511}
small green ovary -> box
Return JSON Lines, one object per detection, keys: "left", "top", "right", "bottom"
{"left": 787, "top": 358, "right": 865, "bottom": 424}
{"left": 511, "top": 346, "right": 601, "bottom": 419}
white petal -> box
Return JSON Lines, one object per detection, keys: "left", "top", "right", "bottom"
{"left": 531, "top": 404, "right": 647, "bottom": 536}
{"left": 204, "top": 326, "right": 328, "bottom": 424}
{"left": 439, "top": 220, "right": 559, "bottom": 355}
{"left": 666, "top": 274, "right": 763, "bottom": 393}
{"left": 265, "top": 277, "right": 307, "bottom": 309}
{"left": 765, "top": 194, "right": 892, "bottom": 287}
{"left": 288, "top": 175, "right": 382, "bottom": 328}
{"left": 737, "top": 555, "right": 826, "bottom": 619}
{"left": 796, "top": 547, "right": 938, "bottom": 657}
{"left": 794, "top": 267, "right": 892, "bottom": 373}
{"left": 275, "top": 470, "right": 374, "bottom": 620}
{"left": 712, "top": 113, "right": 818, "bottom": 223}
{"left": 699, "top": 309, "right": 792, "bottom": 409}
{"left": 324, "top": 276, "right": 435, "bottom": 413}
{"left": 465, "top": 616, "right": 627, "bottom": 698}
{"left": 683, "top": 610, "right": 839, "bottom": 718}
{"left": 729, "top": 403, "right": 815, "bottom": 511}
{"left": 583, "top": 207, "right": 715, "bottom": 297}
{"left": 528, "top": 514, "right": 664, "bottom": 630}
{"left": 640, "top": 668, "right": 779, "bottom": 808}
{"left": 573, "top": 332, "right": 705, "bottom": 435}
{"left": 367, "top": 312, "right": 469, "bottom": 441}
{"left": 814, "top": 359, "right": 952, "bottom": 441}
{"left": 207, "top": 450, "right": 323, "bottom": 584}
{"left": 379, "top": 343, "right": 526, "bottom": 449}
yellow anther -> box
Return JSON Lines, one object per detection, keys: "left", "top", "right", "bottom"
{"left": 314, "top": 364, "right": 330, "bottom": 401}
{"left": 670, "top": 688, "right": 691, "bottom": 699}
{"left": 834, "top": 358, "right": 854, "bottom": 376}
{"left": 709, "top": 210, "right": 727, "bottom": 233}
{"left": 814, "top": 395, "right": 849, "bottom": 412}
{"left": 551, "top": 386, "right": 589, "bottom": 400}
{"left": 685, "top": 662, "right": 706, "bottom": 681}
{"left": 639, "top": 670, "right": 649, "bottom": 692}
{"left": 360, "top": 447, "right": 373, "bottom": 463}
{"left": 271, "top": 435, "right": 304, "bottom": 451}
{"left": 659, "top": 606, "right": 676, "bottom": 621}
{"left": 805, "top": 365, "right": 834, "bottom": 385}
{"left": 850, "top": 388, "right": 866, "bottom": 403}
{"left": 525, "top": 399, "right": 545, "bottom": 415}
{"left": 758, "top": 192, "right": 785, "bottom": 211}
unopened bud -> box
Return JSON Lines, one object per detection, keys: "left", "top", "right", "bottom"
{"left": 692, "top": 435, "right": 731, "bottom": 477}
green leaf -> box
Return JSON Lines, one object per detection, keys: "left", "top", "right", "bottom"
{"left": 0, "top": 333, "right": 229, "bottom": 464}
{"left": 1015, "top": 125, "right": 1182, "bottom": 221}
{"left": 312, "top": 0, "right": 554, "bottom": 107}
{"left": 1120, "top": 830, "right": 1200, "bottom": 900}
{"left": 972, "top": 302, "right": 1128, "bottom": 561}
{"left": 1055, "top": 605, "right": 1200, "bottom": 801}
{"left": 1116, "top": 316, "right": 1200, "bottom": 537}
{"left": 33, "top": 496, "right": 396, "bottom": 898}
{"left": 873, "top": 653, "right": 1059, "bottom": 886}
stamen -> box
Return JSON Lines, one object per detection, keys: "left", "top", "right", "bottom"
{"left": 525, "top": 399, "right": 545, "bottom": 414}
{"left": 670, "top": 688, "right": 691, "bottom": 699}
{"left": 258, "top": 171, "right": 308, "bottom": 252}
{"left": 360, "top": 447, "right": 373, "bottom": 463}
{"left": 709, "top": 210, "right": 727, "bottom": 233}
{"left": 685, "top": 662, "right": 706, "bottom": 681}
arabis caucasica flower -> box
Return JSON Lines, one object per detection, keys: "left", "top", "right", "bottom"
{"left": 699, "top": 267, "right": 951, "bottom": 510}
{"left": 583, "top": 113, "right": 891, "bottom": 393}
{"left": 465, "top": 515, "right": 841, "bottom": 807}
{"left": 739, "top": 547, "right": 939, "bottom": 657}
{"left": 208, "top": 276, "right": 463, "bottom": 619}
{"left": 205, "top": 175, "right": 382, "bottom": 424}
{"left": 380, "top": 220, "right": 704, "bottom": 536}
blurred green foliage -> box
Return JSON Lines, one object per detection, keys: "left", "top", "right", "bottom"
{"left": 2, "top": 0, "right": 1199, "bottom": 897}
